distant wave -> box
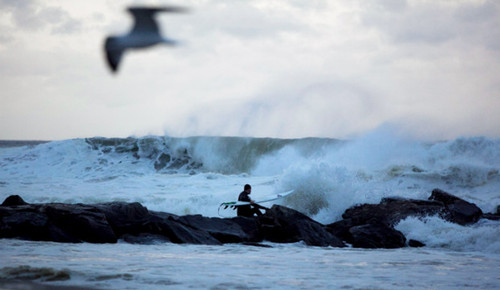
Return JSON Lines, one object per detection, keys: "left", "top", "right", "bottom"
{"left": 0, "top": 140, "right": 49, "bottom": 148}
{"left": 83, "top": 136, "right": 343, "bottom": 174}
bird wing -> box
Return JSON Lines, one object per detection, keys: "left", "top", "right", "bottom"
{"left": 104, "top": 37, "right": 123, "bottom": 72}
{"left": 128, "top": 7, "right": 185, "bottom": 35}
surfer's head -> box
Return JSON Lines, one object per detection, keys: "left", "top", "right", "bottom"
{"left": 244, "top": 184, "right": 251, "bottom": 193}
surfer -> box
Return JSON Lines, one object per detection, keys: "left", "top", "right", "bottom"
{"left": 237, "top": 184, "right": 268, "bottom": 217}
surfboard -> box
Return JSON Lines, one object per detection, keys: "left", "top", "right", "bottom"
{"left": 220, "top": 190, "right": 295, "bottom": 208}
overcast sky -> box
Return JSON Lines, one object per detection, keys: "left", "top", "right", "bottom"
{"left": 0, "top": 0, "right": 499, "bottom": 141}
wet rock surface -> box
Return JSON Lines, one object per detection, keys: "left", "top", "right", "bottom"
{"left": 0, "top": 189, "right": 490, "bottom": 249}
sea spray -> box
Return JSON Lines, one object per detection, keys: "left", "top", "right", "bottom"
{"left": 2, "top": 133, "right": 500, "bottom": 289}
{"left": 396, "top": 216, "right": 500, "bottom": 253}
{"left": 1, "top": 134, "right": 500, "bottom": 221}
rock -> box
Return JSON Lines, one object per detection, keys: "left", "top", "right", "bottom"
{"left": 242, "top": 242, "right": 273, "bottom": 248}
{"left": 260, "top": 205, "right": 345, "bottom": 247}
{"left": 1, "top": 195, "right": 28, "bottom": 206}
{"left": 0, "top": 208, "right": 51, "bottom": 241}
{"left": 41, "top": 203, "right": 117, "bottom": 243}
{"left": 143, "top": 215, "right": 221, "bottom": 245}
{"left": 0, "top": 203, "right": 117, "bottom": 243}
{"left": 325, "top": 219, "right": 356, "bottom": 242}
{"left": 484, "top": 205, "right": 500, "bottom": 220}
{"left": 1, "top": 191, "right": 486, "bottom": 249}
{"left": 154, "top": 153, "right": 171, "bottom": 170}
{"left": 408, "top": 239, "right": 425, "bottom": 247}
{"left": 92, "top": 202, "right": 151, "bottom": 237}
{"left": 482, "top": 213, "right": 500, "bottom": 221}
{"left": 341, "top": 197, "right": 445, "bottom": 227}
{"left": 0, "top": 265, "right": 71, "bottom": 282}
{"left": 348, "top": 222, "right": 406, "bottom": 249}
{"left": 326, "top": 189, "right": 488, "bottom": 249}
{"left": 121, "top": 233, "right": 172, "bottom": 244}
{"left": 429, "top": 188, "right": 483, "bottom": 225}
{"left": 174, "top": 214, "right": 261, "bottom": 243}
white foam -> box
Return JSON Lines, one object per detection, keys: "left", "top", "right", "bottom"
{"left": 1, "top": 133, "right": 500, "bottom": 240}
{"left": 396, "top": 216, "right": 500, "bottom": 253}
{"left": 1, "top": 239, "right": 499, "bottom": 289}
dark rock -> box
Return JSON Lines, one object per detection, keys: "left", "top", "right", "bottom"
{"left": 408, "top": 239, "right": 425, "bottom": 247}
{"left": 242, "top": 242, "right": 273, "bottom": 248}
{"left": 231, "top": 216, "right": 262, "bottom": 242}
{"left": 154, "top": 153, "right": 171, "bottom": 170}
{"left": 92, "top": 202, "right": 150, "bottom": 237}
{"left": 482, "top": 213, "right": 500, "bottom": 221}
{"left": 1, "top": 195, "right": 28, "bottom": 206}
{"left": 4, "top": 192, "right": 485, "bottom": 250}
{"left": 260, "top": 205, "right": 345, "bottom": 247}
{"left": 0, "top": 207, "right": 51, "bottom": 241}
{"left": 174, "top": 214, "right": 260, "bottom": 243}
{"left": 429, "top": 188, "right": 483, "bottom": 225}
{"left": 41, "top": 204, "right": 117, "bottom": 243}
{"left": 144, "top": 215, "right": 221, "bottom": 245}
{"left": 0, "top": 203, "right": 117, "bottom": 243}
{"left": 325, "top": 219, "right": 356, "bottom": 242}
{"left": 342, "top": 197, "right": 444, "bottom": 227}
{"left": 348, "top": 222, "right": 406, "bottom": 249}
{"left": 0, "top": 265, "right": 71, "bottom": 282}
{"left": 121, "top": 233, "right": 172, "bottom": 244}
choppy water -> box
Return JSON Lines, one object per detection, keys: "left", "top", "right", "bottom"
{"left": 1, "top": 240, "right": 499, "bottom": 289}
{"left": 1, "top": 132, "right": 499, "bottom": 288}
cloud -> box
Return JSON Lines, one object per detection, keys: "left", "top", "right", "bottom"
{"left": 1, "top": 0, "right": 500, "bottom": 140}
{"left": 0, "top": 0, "right": 82, "bottom": 34}
{"left": 362, "top": 0, "right": 500, "bottom": 47}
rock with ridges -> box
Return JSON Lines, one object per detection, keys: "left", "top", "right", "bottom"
{"left": 174, "top": 214, "right": 260, "bottom": 243}
{"left": 429, "top": 188, "right": 483, "bottom": 225}
{"left": 260, "top": 205, "right": 345, "bottom": 247}
{"left": 92, "top": 202, "right": 150, "bottom": 236}
{"left": 342, "top": 197, "right": 444, "bottom": 227}
{"left": 0, "top": 203, "right": 117, "bottom": 243}
{"left": 348, "top": 222, "right": 406, "bottom": 249}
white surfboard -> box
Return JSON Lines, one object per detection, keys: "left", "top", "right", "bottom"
{"left": 220, "top": 190, "right": 295, "bottom": 208}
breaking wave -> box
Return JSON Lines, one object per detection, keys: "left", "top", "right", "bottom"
{"left": 1, "top": 134, "right": 499, "bottom": 220}
{"left": 1, "top": 133, "right": 500, "bottom": 253}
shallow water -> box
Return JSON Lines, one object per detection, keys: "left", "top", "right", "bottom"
{"left": 1, "top": 240, "right": 499, "bottom": 289}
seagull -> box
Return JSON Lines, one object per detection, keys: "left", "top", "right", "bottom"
{"left": 104, "top": 6, "right": 185, "bottom": 73}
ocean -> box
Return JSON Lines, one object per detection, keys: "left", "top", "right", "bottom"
{"left": 0, "top": 133, "right": 499, "bottom": 289}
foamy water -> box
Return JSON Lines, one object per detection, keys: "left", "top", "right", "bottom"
{"left": 1, "top": 240, "right": 499, "bottom": 289}
{"left": 1, "top": 132, "right": 500, "bottom": 288}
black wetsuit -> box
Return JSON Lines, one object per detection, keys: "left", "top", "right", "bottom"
{"left": 237, "top": 191, "right": 264, "bottom": 217}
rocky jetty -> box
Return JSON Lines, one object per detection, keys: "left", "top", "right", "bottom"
{"left": 1, "top": 189, "right": 497, "bottom": 249}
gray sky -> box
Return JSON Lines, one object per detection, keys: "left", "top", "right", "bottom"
{"left": 0, "top": 0, "right": 499, "bottom": 140}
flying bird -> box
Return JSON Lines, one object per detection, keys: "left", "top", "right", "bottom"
{"left": 104, "top": 6, "right": 185, "bottom": 73}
